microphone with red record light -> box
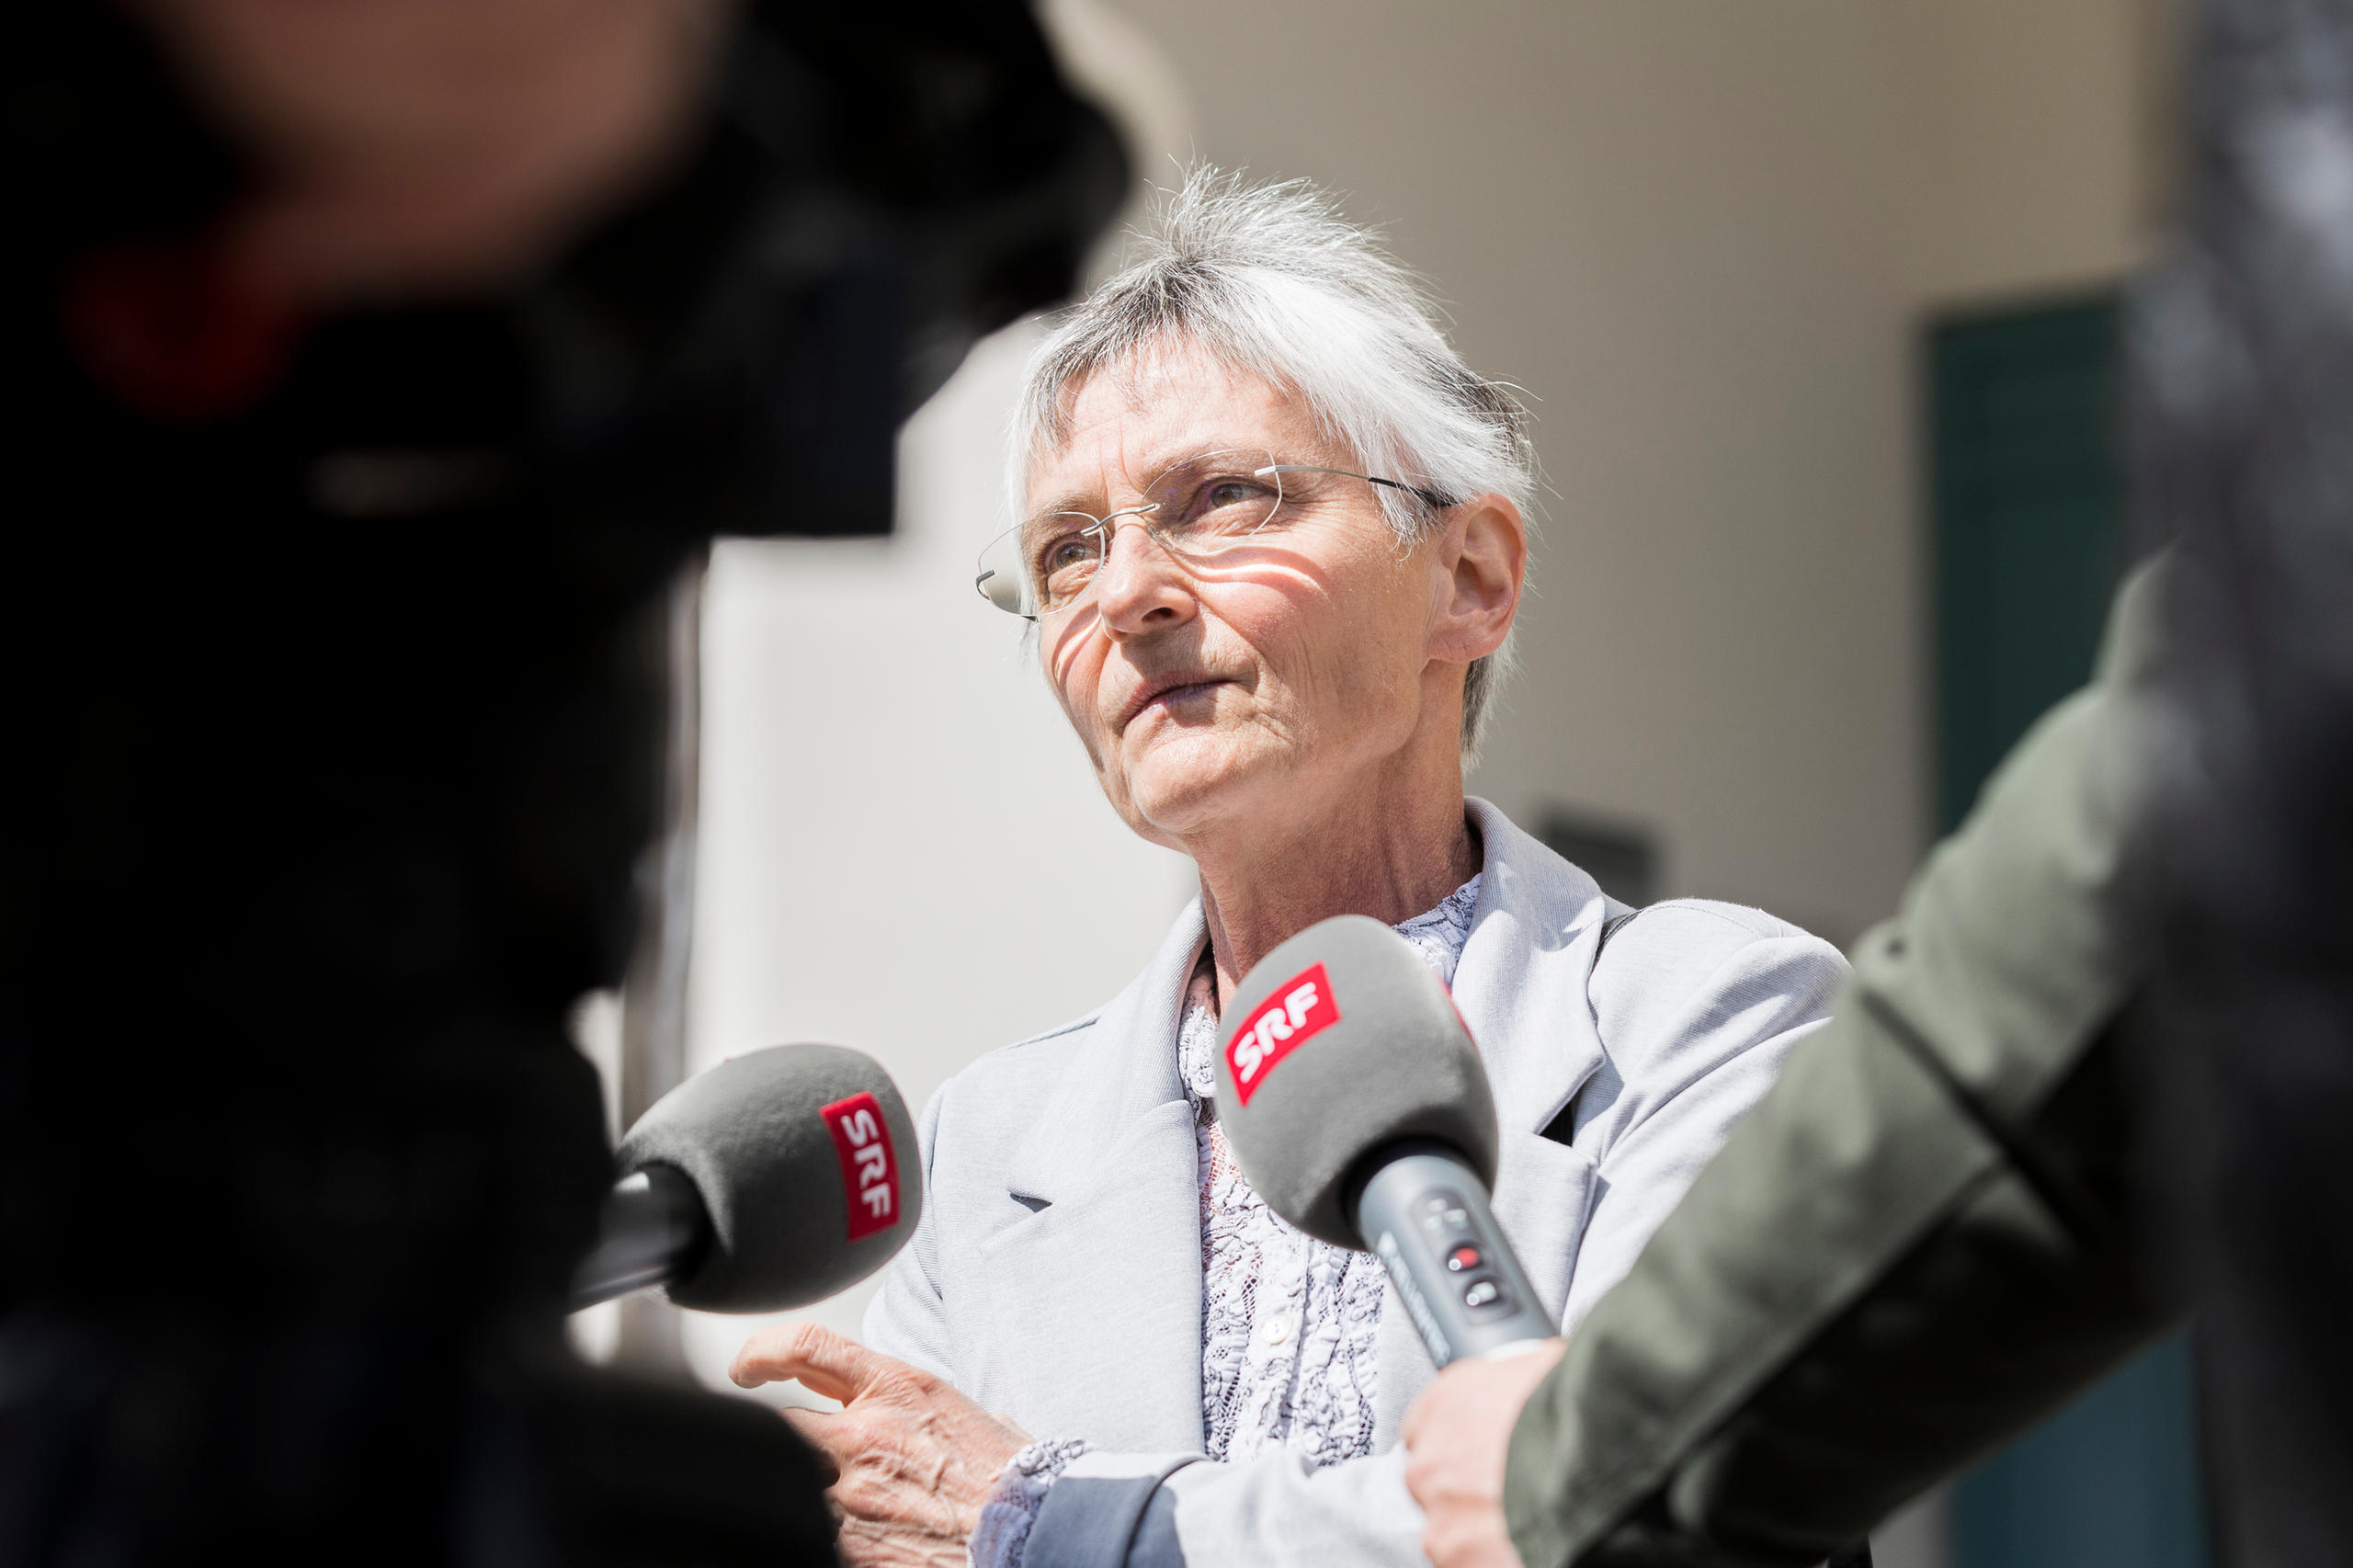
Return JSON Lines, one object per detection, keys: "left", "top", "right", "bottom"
{"left": 1213, "top": 916, "right": 1556, "bottom": 1366}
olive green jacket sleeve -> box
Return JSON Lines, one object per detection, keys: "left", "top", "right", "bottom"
{"left": 1504, "top": 560, "right": 2184, "bottom": 1568}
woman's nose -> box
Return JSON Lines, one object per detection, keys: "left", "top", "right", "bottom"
{"left": 1092, "top": 518, "right": 1195, "bottom": 638}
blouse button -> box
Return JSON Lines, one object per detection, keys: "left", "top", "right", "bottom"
{"left": 1262, "top": 1315, "right": 1294, "bottom": 1346}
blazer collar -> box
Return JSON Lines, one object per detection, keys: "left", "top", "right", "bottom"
{"left": 1001, "top": 795, "right": 1616, "bottom": 1199}
{"left": 985, "top": 900, "right": 1210, "bottom": 1449}
{"left": 1004, "top": 898, "right": 1207, "bottom": 1209}
{"left": 1371, "top": 800, "right": 1619, "bottom": 1442}
{"left": 1457, "top": 797, "right": 1614, "bottom": 1133}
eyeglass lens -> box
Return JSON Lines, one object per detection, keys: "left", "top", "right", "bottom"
{"left": 976, "top": 449, "right": 1281, "bottom": 617}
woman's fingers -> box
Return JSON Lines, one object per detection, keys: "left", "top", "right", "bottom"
{"left": 731, "top": 1320, "right": 894, "bottom": 1403}
{"left": 737, "top": 1326, "right": 1029, "bottom": 1564}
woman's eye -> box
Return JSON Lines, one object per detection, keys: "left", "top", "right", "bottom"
{"left": 1193, "top": 479, "right": 1275, "bottom": 524}
{"left": 1041, "top": 538, "right": 1094, "bottom": 574}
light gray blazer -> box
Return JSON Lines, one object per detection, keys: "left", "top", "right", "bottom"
{"left": 865, "top": 799, "right": 1846, "bottom": 1568}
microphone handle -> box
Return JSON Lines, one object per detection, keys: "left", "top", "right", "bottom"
{"left": 1352, "top": 1142, "right": 1555, "bottom": 1367}
{"left": 571, "top": 1164, "right": 710, "bottom": 1311}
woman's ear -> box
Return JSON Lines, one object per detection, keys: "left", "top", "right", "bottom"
{"left": 1429, "top": 494, "right": 1527, "bottom": 664}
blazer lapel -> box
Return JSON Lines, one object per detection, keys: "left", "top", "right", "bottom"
{"left": 980, "top": 903, "right": 1210, "bottom": 1451}
{"left": 1373, "top": 800, "right": 1614, "bottom": 1444}
{"left": 1457, "top": 799, "right": 1615, "bottom": 1139}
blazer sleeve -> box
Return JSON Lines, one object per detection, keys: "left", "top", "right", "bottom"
{"left": 1561, "top": 911, "right": 1848, "bottom": 1331}
{"left": 1017, "top": 920, "right": 1845, "bottom": 1568}
{"left": 861, "top": 1083, "right": 956, "bottom": 1381}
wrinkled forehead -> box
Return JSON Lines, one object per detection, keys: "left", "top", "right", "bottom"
{"left": 1022, "top": 339, "right": 1330, "bottom": 518}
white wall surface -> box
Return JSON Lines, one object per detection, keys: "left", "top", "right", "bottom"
{"left": 651, "top": 0, "right": 1205, "bottom": 1401}
{"left": 672, "top": 323, "right": 1199, "bottom": 1393}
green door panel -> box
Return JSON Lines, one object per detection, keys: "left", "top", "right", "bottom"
{"left": 1929, "top": 294, "right": 2211, "bottom": 1568}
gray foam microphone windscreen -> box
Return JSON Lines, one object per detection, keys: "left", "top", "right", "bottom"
{"left": 1212, "top": 915, "right": 1499, "bottom": 1247}
{"left": 614, "top": 1043, "right": 921, "bottom": 1312}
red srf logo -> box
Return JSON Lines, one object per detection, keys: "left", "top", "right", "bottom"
{"left": 1225, "top": 962, "right": 1340, "bottom": 1108}
{"left": 822, "top": 1092, "right": 901, "bottom": 1242}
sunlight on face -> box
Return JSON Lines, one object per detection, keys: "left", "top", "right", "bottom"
{"left": 1023, "top": 343, "right": 1447, "bottom": 850}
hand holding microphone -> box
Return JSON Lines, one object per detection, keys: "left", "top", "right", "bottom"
{"left": 1216, "top": 917, "right": 1561, "bottom": 1568}
{"left": 1212, "top": 915, "right": 1558, "bottom": 1366}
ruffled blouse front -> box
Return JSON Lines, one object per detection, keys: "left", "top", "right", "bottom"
{"left": 1174, "top": 877, "right": 1482, "bottom": 1466}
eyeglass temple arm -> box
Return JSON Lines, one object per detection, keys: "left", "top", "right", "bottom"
{"left": 1257, "top": 464, "right": 1457, "bottom": 509}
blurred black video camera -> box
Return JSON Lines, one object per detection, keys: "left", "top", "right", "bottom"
{"left": 0, "top": 5, "right": 1123, "bottom": 1562}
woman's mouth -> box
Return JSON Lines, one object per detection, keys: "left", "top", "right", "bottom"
{"left": 1120, "top": 676, "right": 1225, "bottom": 731}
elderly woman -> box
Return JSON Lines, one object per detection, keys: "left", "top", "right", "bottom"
{"left": 732, "top": 171, "right": 1846, "bottom": 1568}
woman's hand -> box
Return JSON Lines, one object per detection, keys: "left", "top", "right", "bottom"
{"left": 732, "top": 1322, "right": 1029, "bottom": 1568}
{"left": 1401, "top": 1339, "right": 1564, "bottom": 1568}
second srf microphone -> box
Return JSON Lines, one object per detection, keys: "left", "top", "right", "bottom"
{"left": 571, "top": 1042, "right": 922, "bottom": 1313}
{"left": 1212, "top": 915, "right": 1555, "bottom": 1366}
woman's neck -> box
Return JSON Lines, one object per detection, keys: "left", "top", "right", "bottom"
{"left": 1189, "top": 775, "right": 1480, "bottom": 1008}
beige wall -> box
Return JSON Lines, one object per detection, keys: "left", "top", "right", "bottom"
{"left": 1105, "top": 0, "right": 2154, "bottom": 946}
{"left": 1875, "top": 0, "right": 2160, "bottom": 306}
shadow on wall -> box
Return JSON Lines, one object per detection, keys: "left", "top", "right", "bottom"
{"left": 1535, "top": 808, "right": 1660, "bottom": 907}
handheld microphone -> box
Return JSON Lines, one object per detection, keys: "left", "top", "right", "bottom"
{"left": 1212, "top": 916, "right": 1556, "bottom": 1367}
{"left": 571, "top": 1043, "right": 922, "bottom": 1313}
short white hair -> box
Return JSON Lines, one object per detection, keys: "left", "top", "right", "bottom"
{"left": 1010, "top": 165, "right": 1538, "bottom": 763}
